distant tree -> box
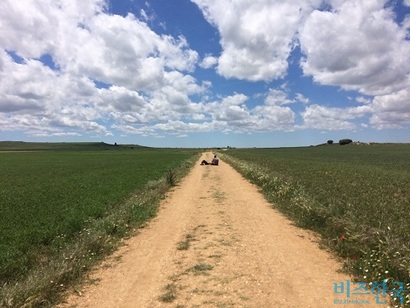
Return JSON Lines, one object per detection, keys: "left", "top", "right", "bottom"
{"left": 327, "top": 140, "right": 334, "bottom": 144}
{"left": 339, "top": 139, "right": 353, "bottom": 145}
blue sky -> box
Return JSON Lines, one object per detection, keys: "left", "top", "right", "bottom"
{"left": 0, "top": 0, "right": 409, "bottom": 147}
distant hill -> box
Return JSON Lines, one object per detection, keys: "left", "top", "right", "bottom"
{"left": 0, "top": 141, "right": 146, "bottom": 151}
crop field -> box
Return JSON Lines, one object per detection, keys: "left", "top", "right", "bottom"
{"left": 0, "top": 144, "right": 199, "bottom": 306}
{"left": 219, "top": 144, "right": 410, "bottom": 307}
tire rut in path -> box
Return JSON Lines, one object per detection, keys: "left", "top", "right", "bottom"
{"left": 61, "top": 152, "right": 384, "bottom": 307}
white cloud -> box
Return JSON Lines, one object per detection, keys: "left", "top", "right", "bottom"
{"left": 62, "top": 13, "right": 198, "bottom": 91}
{"left": 98, "top": 86, "right": 147, "bottom": 113}
{"left": 114, "top": 91, "right": 297, "bottom": 136}
{"left": 253, "top": 105, "right": 295, "bottom": 130}
{"left": 210, "top": 92, "right": 295, "bottom": 132}
{"left": 265, "top": 89, "right": 294, "bottom": 106}
{"left": 356, "top": 96, "right": 372, "bottom": 105}
{"left": 404, "top": 0, "right": 410, "bottom": 7}
{"left": 164, "top": 71, "right": 206, "bottom": 95}
{"left": 372, "top": 89, "right": 410, "bottom": 113}
{"left": 297, "top": 0, "right": 410, "bottom": 131}
{"left": 0, "top": 0, "right": 198, "bottom": 91}
{"left": 0, "top": 0, "right": 108, "bottom": 63}
{"left": 200, "top": 55, "right": 218, "bottom": 69}
{"left": 221, "top": 93, "right": 248, "bottom": 106}
{"left": 104, "top": 74, "right": 206, "bottom": 128}
{"left": 0, "top": 0, "right": 203, "bottom": 137}
{"left": 0, "top": 53, "right": 53, "bottom": 112}
{"left": 192, "top": 0, "right": 410, "bottom": 132}
{"left": 216, "top": 105, "right": 250, "bottom": 122}
{"left": 0, "top": 111, "right": 111, "bottom": 137}
{"left": 295, "top": 93, "right": 310, "bottom": 104}
{"left": 369, "top": 113, "right": 410, "bottom": 130}
{"left": 299, "top": 0, "right": 410, "bottom": 96}
{"left": 369, "top": 89, "right": 410, "bottom": 129}
{"left": 0, "top": 50, "right": 111, "bottom": 136}
{"left": 301, "top": 104, "right": 372, "bottom": 131}
{"left": 139, "top": 9, "right": 151, "bottom": 22}
{"left": 192, "top": 0, "right": 321, "bottom": 81}
{"left": 204, "top": 93, "right": 250, "bottom": 125}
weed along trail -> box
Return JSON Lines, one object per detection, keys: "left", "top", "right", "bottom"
{"left": 61, "top": 152, "right": 384, "bottom": 307}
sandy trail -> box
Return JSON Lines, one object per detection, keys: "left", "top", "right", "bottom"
{"left": 61, "top": 153, "right": 384, "bottom": 307}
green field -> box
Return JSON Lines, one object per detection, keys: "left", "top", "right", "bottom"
{"left": 0, "top": 143, "right": 199, "bottom": 306}
{"left": 219, "top": 144, "right": 410, "bottom": 307}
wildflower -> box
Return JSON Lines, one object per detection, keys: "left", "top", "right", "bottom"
{"left": 340, "top": 235, "right": 346, "bottom": 240}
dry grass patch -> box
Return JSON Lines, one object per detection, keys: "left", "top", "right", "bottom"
{"left": 158, "top": 283, "right": 177, "bottom": 303}
{"left": 190, "top": 262, "right": 214, "bottom": 275}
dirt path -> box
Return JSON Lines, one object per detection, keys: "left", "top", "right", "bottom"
{"left": 61, "top": 152, "right": 384, "bottom": 307}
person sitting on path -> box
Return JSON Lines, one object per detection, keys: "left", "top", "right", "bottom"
{"left": 200, "top": 155, "right": 219, "bottom": 165}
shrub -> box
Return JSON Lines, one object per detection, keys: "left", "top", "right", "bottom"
{"left": 327, "top": 140, "right": 334, "bottom": 144}
{"left": 166, "top": 168, "right": 177, "bottom": 186}
{"left": 339, "top": 139, "right": 353, "bottom": 145}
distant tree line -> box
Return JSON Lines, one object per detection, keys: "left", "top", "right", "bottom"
{"left": 327, "top": 139, "right": 353, "bottom": 145}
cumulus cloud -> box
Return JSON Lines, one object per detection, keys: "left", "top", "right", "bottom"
{"left": 297, "top": 0, "right": 410, "bottom": 132}
{"left": 0, "top": 0, "right": 202, "bottom": 137}
{"left": 200, "top": 54, "right": 218, "bottom": 69}
{"left": 193, "top": 0, "right": 410, "bottom": 93}
{"left": 98, "top": 86, "right": 147, "bottom": 113}
{"left": 0, "top": 53, "right": 54, "bottom": 113}
{"left": 356, "top": 96, "right": 372, "bottom": 105}
{"left": 301, "top": 104, "right": 372, "bottom": 131}
{"left": 191, "top": 0, "right": 410, "bottom": 132}
{"left": 0, "top": 0, "right": 198, "bottom": 88}
{"left": 209, "top": 91, "right": 295, "bottom": 132}
{"left": 253, "top": 105, "right": 295, "bottom": 130}
{"left": 0, "top": 49, "right": 111, "bottom": 136}
{"left": 192, "top": 0, "right": 321, "bottom": 81}
{"left": 205, "top": 93, "right": 250, "bottom": 127}
{"left": 64, "top": 13, "right": 198, "bottom": 91}
{"left": 299, "top": 0, "right": 410, "bottom": 96}
{"left": 220, "top": 93, "right": 248, "bottom": 106}
{"left": 118, "top": 90, "right": 297, "bottom": 137}
{"left": 295, "top": 93, "right": 310, "bottom": 104}
{"left": 265, "top": 89, "right": 295, "bottom": 106}
{"left": 369, "top": 89, "right": 410, "bottom": 129}
{"left": 98, "top": 73, "right": 208, "bottom": 129}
